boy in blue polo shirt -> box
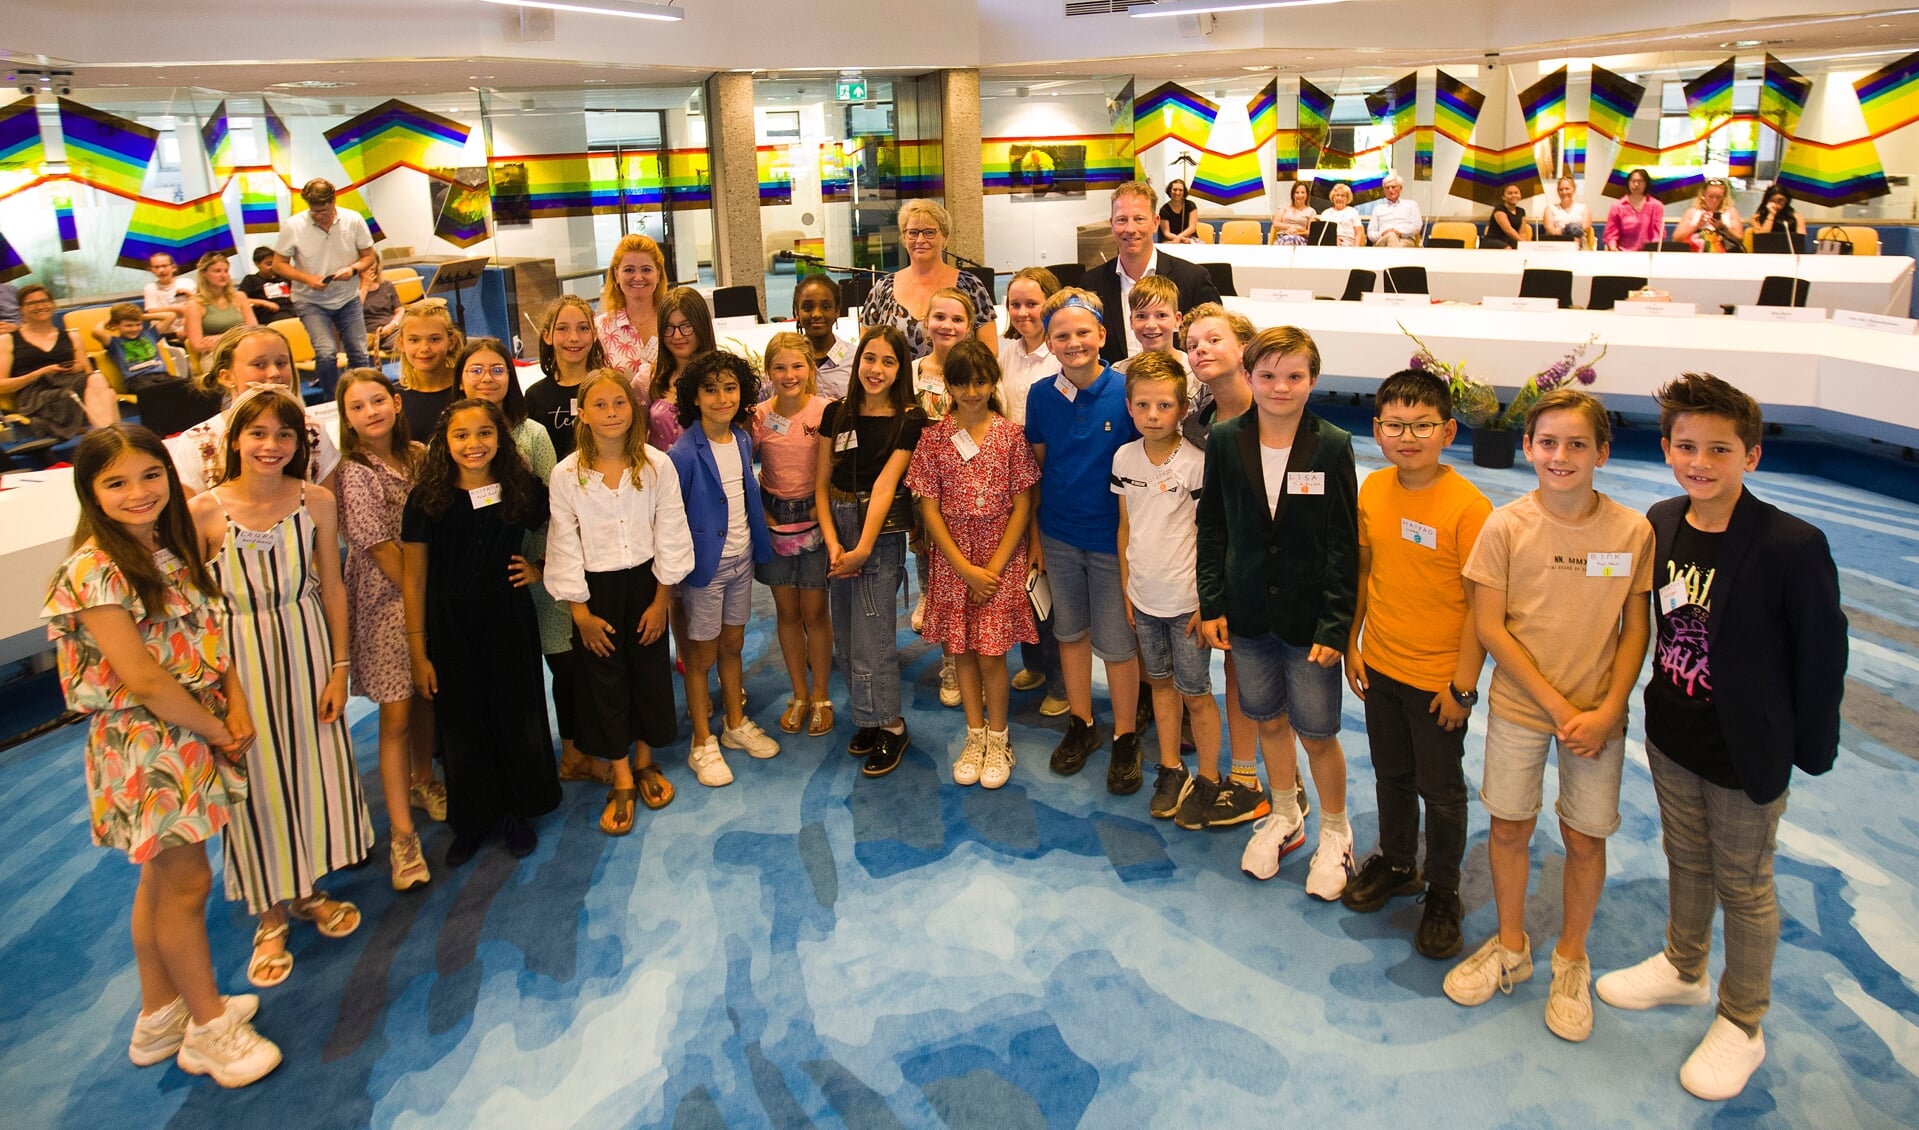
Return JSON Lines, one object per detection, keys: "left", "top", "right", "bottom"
{"left": 1026, "top": 288, "right": 1144, "bottom": 794}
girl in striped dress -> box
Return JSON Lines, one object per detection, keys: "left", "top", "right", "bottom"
{"left": 186, "top": 386, "right": 372, "bottom": 989}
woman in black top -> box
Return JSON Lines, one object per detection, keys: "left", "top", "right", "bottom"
{"left": 0, "top": 283, "right": 112, "bottom": 439}
{"left": 1158, "top": 179, "right": 1199, "bottom": 243}
{"left": 1751, "top": 183, "right": 1805, "bottom": 239}
{"left": 1483, "top": 182, "right": 1527, "bottom": 249}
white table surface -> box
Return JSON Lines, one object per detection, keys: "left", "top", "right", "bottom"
{"left": 0, "top": 468, "right": 79, "bottom": 664}
{"left": 1162, "top": 243, "right": 1916, "bottom": 319}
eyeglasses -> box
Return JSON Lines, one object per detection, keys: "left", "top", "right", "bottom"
{"left": 902, "top": 228, "right": 941, "bottom": 241}
{"left": 662, "top": 321, "right": 697, "bottom": 337}
{"left": 464, "top": 364, "right": 509, "bottom": 378}
{"left": 20, "top": 297, "right": 54, "bottom": 308}
{"left": 1376, "top": 419, "right": 1443, "bottom": 438}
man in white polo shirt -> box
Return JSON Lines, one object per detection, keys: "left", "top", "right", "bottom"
{"left": 275, "top": 178, "right": 376, "bottom": 391}
{"left": 1366, "top": 173, "right": 1424, "bottom": 248}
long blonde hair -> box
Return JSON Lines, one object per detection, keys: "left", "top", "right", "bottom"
{"left": 599, "top": 234, "right": 667, "bottom": 317}
{"left": 762, "top": 331, "right": 817, "bottom": 397}
{"left": 193, "top": 251, "right": 241, "bottom": 309}
{"left": 572, "top": 368, "right": 654, "bottom": 489}
{"left": 396, "top": 300, "right": 462, "bottom": 391}
{"left": 197, "top": 324, "right": 289, "bottom": 395}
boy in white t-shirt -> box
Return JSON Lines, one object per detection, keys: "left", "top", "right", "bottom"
{"left": 1113, "top": 351, "right": 1222, "bottom": 821}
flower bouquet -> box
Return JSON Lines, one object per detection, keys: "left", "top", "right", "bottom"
{"left": 1400, "top": 325, "right": 1606, "bottom": 467}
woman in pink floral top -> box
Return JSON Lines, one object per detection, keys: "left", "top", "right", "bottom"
{"left": 595, "top": 233, "right": 666, "bottom": 391}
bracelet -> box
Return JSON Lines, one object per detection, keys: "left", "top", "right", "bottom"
{"left": 331, "top": 660, "right": 350, "bottom": 669}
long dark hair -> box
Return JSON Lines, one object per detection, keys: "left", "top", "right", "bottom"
{"left": 411, "top": 398, "right": 544, "bottom": 524}
{"left": 652, "top": 286, "right": 717, "bottom": 402}
{"left": 455, "top": 338, "right": 528, "bottom": 428}
{"left": 941, "top": 338, "right": 1006, "bottom": 417}
{"left": 673, "top": 350, "right": 759, "bottom": 431}
{"left": 828, "top": 324, "right": 915, "bottom": 480}
{"left": 64, "top": 425, "right": 216, "bottom": 611}
{"left": 538, "top": 294, "right": 608, "bottom": 380}
{"left": 221, "top": 386, "right": 311, "bottom": 483}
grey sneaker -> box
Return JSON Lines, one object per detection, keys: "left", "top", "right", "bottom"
{"left": 1546, "top": 950, "right": 1594, "bottom": 1042}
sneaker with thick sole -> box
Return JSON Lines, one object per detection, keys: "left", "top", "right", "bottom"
{"left": 1038, "top": 693, "right": 1071, "bottom": 718}
{"left": 1306, "top": 824, "right": 1358, "bottom": 901}
{"left": 1595, "top": 951, "right": 1712, "bottom": 1011}
{"left": 130, "top": 994, "right": 259, "bottom": 1067}
{"left": 1011, "top": 668, "right": 1047, "bottom": 692}
{"left": 1445, "top": 934, "right": 1534, "bottom": 1006}
{"left": 389, "top": 831, "right": 430, "bottom": 891}
{"left": 1174, "top": 774, "right": 1219, "bottom": 829}
{"left": 1414, "top": 887, "right": 1464, "bottom": 959}
{"left": 1049, "top": 715, "right": 1102, "bottom": 776}
{"left": 953, "top": 730, "right": 986, "bottom": 786}
{"left": 688, "top": 736, "right": 734, "bottom": 786}
{"left": 939, "top": 657, "right": 961, "bottom": 707}
{"left": 862, "top": 725, "right": 909, "bottom": 778}
{"left": 408, "top": 776, "right": 448, "bottom": 822}
{"left": 1106, "top": 732, "right": 1143, "bottom": 795}
{"left": 1240, "top": 807, "right": 1307, "bottom": 880}
{"left": 1341, "top": 855, "right": 1424, "bottom": 912}
{"left": 175, "top": 1009, "right": 282, "bottom": 1088}
{"left": 721, "top": 718, "right": 781, "bottom": 759}
{"left": 1680, "top": 1017, "right": 1767, "bottom": 1101}
{"left": 1546, "top": 950, "right": 1595, "bottom": 1042}
{"left": 980, "top": 731, "right": 1015, "bottom": 789}
{"left": 1207, "top": 780, "right": 1272, "bottom": 827}
{"left": 1149, "top": 764, "right": 1191, "bottom": 819}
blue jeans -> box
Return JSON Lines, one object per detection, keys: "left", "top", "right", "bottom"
{"left": 295, "top": 297, "right": 371, "bottom": 392}
{"left": 830, "top": 500, "right": 907, "bottom": 727}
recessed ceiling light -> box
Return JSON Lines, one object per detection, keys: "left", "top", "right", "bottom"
{"left": 585, "top": 78, "right": 608, "bottom": 83}
{"left": 269, "top": 80, "right": 355, "bottom": 89}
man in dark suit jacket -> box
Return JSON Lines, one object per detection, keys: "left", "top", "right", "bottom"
{"left": 1594, "top": 373, "right": 1846, "bottom": 1103}
{"left": 1083, "top": 180, "right": 1221, "bottom": 365}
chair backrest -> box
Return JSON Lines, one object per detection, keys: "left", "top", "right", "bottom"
{"left": 1757, "top": 276, "right": 1811, "bottom": 308}
{"left": 1518, "top": 268, "right": 1574, "bottom": 308}
{"left": 274, "top": 316, "right": 318, "bottom": 364}
{"left": 133, "top": 378, "right": 226, "bottom": 439}
{"left": 1657, "top": 239, "right": 1695, "bottom": 253}
{"left": 1202, "top": 262, "right": 1236, "bottom": 298}
{"left": 1818, "top": 226, "right": 1879, "bottom": 255}
{"left": 91, "top": 348, "right": 127, "bottom": 394}
{"left": 1192, "top": 222, "right": 1216, "bottom": 244}
{"left": 840, "top": 275, "right": 874, "bottom": 311}
{"left": 1424, "top": 238, "right": 1465, "bottom": 249}
{"left": 1750, "top": 232, "right": 1799, "bottom": 255}
{"left": 1586, "top": 275, "right": 1647, "bottom": 311}
{"left": 393, "top": 277, "right": 426, "bottom": 304}
{"left": 961, "top": 266, "right": 997, "bottom": 302}
{"left": 1306, "top": 220, "right": 1339, "bottom": 246}
{"left": 381, "top": 267, "right": 421, "bottom": 286}
{"left": 1219, "top": 220, "right": 1263, "bottom": 246}
{"left": 711, "top": 284, "right": 763, "bottom": 323}
{"left": 1428, "top": 221, "right": 1479, "bottom": 249}
{"left": 1049, "top": 262, "right": 1085, "bottom": 290}
{"left": 1383, "top": 266, "right": 1428, "bottom": 295}
{"left": 63, "top": 305, "right": 116, "bottom": 347}
{"left": 1339, "top": 269, "right": 1376, "bottom": 301}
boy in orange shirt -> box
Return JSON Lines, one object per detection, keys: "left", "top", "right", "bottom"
{"left": 1344, "top": 369, "right": 1491, "bottom": 959}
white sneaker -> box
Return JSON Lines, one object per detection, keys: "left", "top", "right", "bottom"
{"left": 1444, "top": 933, "right": 1534, "bottom": 1006}
{"left": 1596, "top": 951, "right": 1711, "bottom": 1011}
{"left": 1240, "top": 805, "right": 1306, "bottom": 881}
{"left": 939, "top": 656, "right": 961, "bottom": 707}
{"left": 911, "top": 593, "right": 927, "bottom": 632}
{"left": 688, "top": 736, "right": 734, "bottom": 786}
{"left": 720, "top": 718, "right": 780, "bottom": 760}
{"left": 130, "top": 994, "right": 260, "bottom": 1066}
{"left": 953, "top": 729, "right": 986, "bottom": 786}
{"left": 980, "top": 730, "right": 1015, "bottom": 790}
{"left": 1546, "top": 950, "right": 1594, "bottom": 1042}
{"left": 175, "top": 1008, "right": 282, "bottom": 1088}
{"left": 1305, "top": 823, "right": 1356, "bottom": 901}
{"left": 1680, "top": 1016, "right": 1767, "bottom": 1101}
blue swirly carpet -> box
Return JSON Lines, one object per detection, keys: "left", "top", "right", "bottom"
{"left": 1, "top": 437, "right": 1916, "bottom": 1129}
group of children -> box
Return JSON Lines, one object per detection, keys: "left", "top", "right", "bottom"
{"left": 47, "top": 249, "right": 1845, "bottom": 1102}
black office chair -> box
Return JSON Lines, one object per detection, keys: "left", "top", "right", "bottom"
{"left": 132, "top": 378, "right": 225, "bottom": 438}
{"left": 1306, "top": 220, "right": 1339, "bottom": 246}
{"left": 1587, "top": 275, "right": 1647, "bottom": 312}
{"left": 962, "top": 265, "right": 998, "bottom": 303}
{"left": 1338, "top": 269, "right": 1377, "bottom": 301}
{"left": 1384, "top": 266, "right": 1429, "bottom": 295}
{"left": 1202, "top": 262, "right": 1237, "bottom": 298}
{"left": 1537, "top": 231, "right": 1578, "bottom": 243}
{"left": 1757, "top": 276, "right": 1811, "bottom": 308}
{"left": 711, "top": 285, "right": 763, "bottom": 323}
{"left": 840, "top": 274, "right": 874, "bottom": 310}
{"left": 1425, "top": 238, "right": 1466, "bottom": 249}
{"left": 1518, "top": 268, "right": 1575, "bottom": 309}
{"left": 1049, "top": 262, "right": 1084, "bottom": 289}
{"left": 1750, "top": 232, "right": 1799, "bottom": 255}
{"left": 1657, "top": 240, "right": 1695, "bottom": 252}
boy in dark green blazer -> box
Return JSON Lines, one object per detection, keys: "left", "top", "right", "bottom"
{"left": 1196, "top": 326, "right": 1359, "bottom": 900}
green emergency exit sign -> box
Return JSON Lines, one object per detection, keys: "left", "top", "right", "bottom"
{"left": 837, "top": 78, "right": 868, "bottom": 102}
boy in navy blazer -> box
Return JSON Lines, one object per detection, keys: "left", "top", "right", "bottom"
{"left": 1594, "top": 373, "right": 1847, "bottom": 1102}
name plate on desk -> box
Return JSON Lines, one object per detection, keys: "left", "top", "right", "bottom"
{"left": 1734, "top": 305, "right": 1828, "bottom": 324}
{"left": 1249, "top": 288, "right": 1317, "bottom": 303}
{"left": 1482, "top": 296, "right": 1560, "bottom": 312}
{"left": 1361, "top": 292, "right": 1429, "bottom": 307}
{"left": 1612, "top": 301, "right": 1698, "bottom": 318}
{"left": 713, "top": 315, "right": 761, "bottom": 336}
{"left": 1832, "top": 309, "right": 1918, "bottom": 335}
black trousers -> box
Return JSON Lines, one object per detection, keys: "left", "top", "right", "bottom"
{"left": 1362, "top": 665, "right": 1470, "bottom": 892}
{"left": 574, "top": 563, "right": 679, "bottom": 759}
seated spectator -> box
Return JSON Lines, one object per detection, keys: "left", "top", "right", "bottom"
{"left": 1270, "top": 181, "right": 1318, "bottom": 245}
{"left": 1543, "top": 176, "right": 1592, "bottom": 243}
{"left": 1366, "top": 174, "right": 1422, "bottom": 247}
{"left": 1158, "top": 179, "right": 1200, "bottom": 243}
{"left": 1483, "top": 183, "right": 1527, "bottom": 250}
{"left": 1321, "top": 183, "right": 1366, "bottom": 247}
{"left": 102, "top": 303, "right": 173, "bottom": 390}
{"left": 184, "top": 251, "right": 256, "bottom": 366}
{"left": 0, "top": 283, "right": 117, "bottom": 439}
{"left": 239, "top": 245, "right": 298, "bottom": 322}
{"left": 141, "top": 252, "right": 196, "bottom": 336}
{"left": 1750, "top": 183, "right": 1805, "bottom": 239}
{"left": 359, "top": 261, "right": 402, "bottom": 351}
{"left": 1673, "top": 179, "right": 1745, "bottom": 253}
{"left": 1604, "top": 168, "right": 1665, "bottom": 251}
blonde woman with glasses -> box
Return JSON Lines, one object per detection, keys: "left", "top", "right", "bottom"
{"left": 857, "top": 199, "right": 997, "bottom": 360}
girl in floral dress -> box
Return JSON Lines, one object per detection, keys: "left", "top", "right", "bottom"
{"left": 46, "top": 425, "right": 281, "bottom": 1087}
{"left": 905, "top": 340, "right": 1041, "bottom": 790}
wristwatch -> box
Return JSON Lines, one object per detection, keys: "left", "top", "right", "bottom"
{"left": 1449, "top": 683, "right": 1479, "bottom": 707}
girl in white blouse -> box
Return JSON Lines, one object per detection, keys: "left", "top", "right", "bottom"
{"left": 544, "top": 369, "right": 695, "bottom": 836}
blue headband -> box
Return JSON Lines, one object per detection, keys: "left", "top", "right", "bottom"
{"left": 1043, "top": 293, "right": 1103, "bottom": 333}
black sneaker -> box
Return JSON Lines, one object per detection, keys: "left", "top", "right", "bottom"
{"left": 1205, "top": 780, "right": 1272, "bottom": 827}
{"left": 1341, "top": 855, "right": 1424, "bottom": 913}
{"left": 1415, "top": 886, "right": 1464, "bottom": 959}
{"left": 848, "top": 726, "right": 880, "bottom": 757}
{"left": 503, "top": 815, "right": 538, "bottom": 859}
{"left": 1049, "top": 715, "right": 1102, "bottom": 776}
{"left": 1106, "top": 732, "right": 1144, "bottom": 795}
{"left": 446, "top": 834, "right": 484, "bottom": 867}
{"left": 1174, "top": 774, "right": 1219, "bottom": 829}
{"left": 861, "top": 724, "right": 909, "bottom": 778}
{"left": 1149, "top": 764, "right": 1191, "bottom": 819}
{"left": 1134, "top": 693, "right": 1152, "bottom": 738}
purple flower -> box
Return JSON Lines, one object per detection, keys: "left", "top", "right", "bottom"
{"left": 1410, "top": 355, "right": 1426, "bottom": 371}
{"left": 1576, "top": 366, "right": 1597, "bottom": 385}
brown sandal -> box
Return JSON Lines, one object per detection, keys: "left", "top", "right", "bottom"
{"left": 601, "top": 788, "right": 638, "bottom": 836}
{"left": 807, "top": 699, "right": 835, "bottom": 737}
{"left": 778, "top": 696, "right": 808, "bottom": 734}
{"left": 561, "top": 751, "right": 615, "bottom": 785}
{"left": 636, "top": 764, "right": 675, "bottom": 809}
{"left": 289, "top": 891, "right": 361, "bottom": 939}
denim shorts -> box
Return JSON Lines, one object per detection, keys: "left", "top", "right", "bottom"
{"left": 1042, "top": 534, "right": 1137, "bottom": 663}
{"left": 683, "top": 552, "right": 755, "bottom": 641}
{"left": 755, "top": 544, "right": 828, "bottom": 590}
{"left": 1479, "top": 713, "right": 1625, "bottom": 838}
{"left": 1227, "top": 631, "right": 1343, "bottom": 737}
{"left": 1134, "top": 609, "right": 1211, "bottom": 697}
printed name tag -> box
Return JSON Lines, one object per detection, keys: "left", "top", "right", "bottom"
{"left": 834, "top": 429, "right": 858, "bottom": 453}
{"left": 469, "top": 483, "right": 503, "bottom": 509}
{"left": 765, "top": 412, "right": 791, "bottom": 436}
{"left": 1401, "top": 518, "right": 1438, "bottom": 548}
{"left": 917, "top": 371, "right": 946, "bottom": 396}
{"left": 1286, "top": 471, "right": 1326, "bottom": 495}
{"left": 1154, "top": 478, "right": 1181, "bottom": 495}
{"left": 1587, "top": 551, "right": 1631, "bottom": 577}
{"left": 1657, "top": 578, "right": 1689, "bottom": 615}
{"left": 153, "top": 548, "right": 181, "bottom": 569}
{"left": 233, "top": 528, "right": 278, "bottom": 551}
{"left": 951, "top": 429, "right": 980, "bottom": 461}
{"left": 1054, "top": 375, "right": 1078, "bottom": 402}
{"left": 569, "top": 397, "right": 578, "bottom": 415}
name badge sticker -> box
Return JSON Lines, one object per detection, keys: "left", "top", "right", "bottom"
{"left": 233, "top": 528, "right": 278, "bottom": 551}
{"left": 1587, "top": 551, "right": 1631, "bottom": 577}
{"left": 153, "top": 548, "right": 182, "bottom": 569}
{"left": 1657, "top": 578, "right": 1689, "bottom": 615}
{"left": 1054, "top": 375, "right": 1078, "bottom": 402}
{"left": 469, "top": 483, "right": 503, "bottom": 509}
{"left": 1286, "top": 471, "right": 1326, "bottom": 495}
{"left": 765, "top": 412, "right": 791, "bottom": 436}
{"left": 569, "top": 397, "right": 578, "bottom": 415}
{"left": 1400, "top": 518, "right": 1438, "bottom": 548}
{"left": 1154, "top": 478, "right": 1180, "bottom": 495}
{"left": 917, "top": 372, "right": 946, "bottom": 396}
{"left": 951, "top": 429, "right": 980, "bottom": 461}
{"left": 834, "top": 429, "right": 859, "bottom": 453}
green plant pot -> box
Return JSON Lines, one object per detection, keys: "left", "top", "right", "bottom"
{"left": 1471, "top": 427, "right": 1517, "bottom": 469}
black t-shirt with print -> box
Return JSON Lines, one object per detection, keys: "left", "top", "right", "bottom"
{"left": 1645, "top": 520, "right": 1738, "bottom": 788}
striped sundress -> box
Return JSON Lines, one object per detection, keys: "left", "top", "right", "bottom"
{"left": 209, "top": 486, "right": 373, "bottom": 913}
